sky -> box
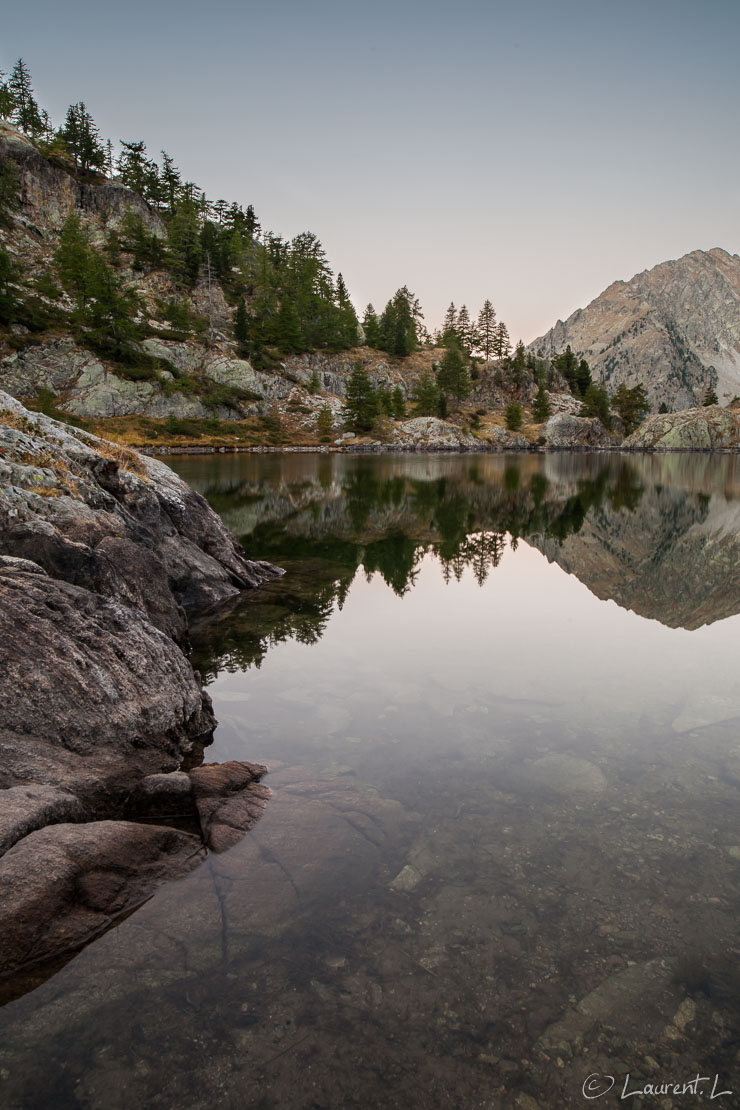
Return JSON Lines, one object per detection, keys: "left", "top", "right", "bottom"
{"left": 3, "top": 0, "right": 740, "bottom": 342}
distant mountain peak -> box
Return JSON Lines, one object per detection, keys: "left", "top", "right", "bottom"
{"left": 530, "top": 249, "right": 740, "bottom": 408}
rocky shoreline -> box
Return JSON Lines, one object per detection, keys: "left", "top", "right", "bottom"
{"left": 0, "top": 390, "right": 282, "bottom": 983}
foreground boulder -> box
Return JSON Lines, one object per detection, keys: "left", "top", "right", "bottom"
{"left": 0, "top": 562, "right": 214, "bottom": 770}
{"left": 0, "top": 395, "right": 283, "bottom": 979}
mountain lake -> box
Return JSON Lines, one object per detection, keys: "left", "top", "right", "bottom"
{"left": 1, "top": 450, "right": 738, "bottom": 1110}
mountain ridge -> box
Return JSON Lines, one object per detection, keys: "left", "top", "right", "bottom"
{"left": 529, "top": 247, "right": 740, "bottom": 410}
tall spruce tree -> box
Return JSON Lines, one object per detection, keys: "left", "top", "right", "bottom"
{"left": 63, "top": 102, "right": 105, "bottom": 172}
{"left": 379, "top": 287, "right": 421, "bottom": 357}
{"left": 476, "top": 300, "right": 497, "bottom": 360}
{"left": 343, "top": 363, "right": 378, "bottom": 431}
{"left": 437, "top": 336, "right": 470, "bottom": 403}
{"left": 8, "top": 59, "right": 43, "bottom": 136}
{"left": 580, "top": 382, "right": 611, "bottom": 427}
{"left": 612, "top": 382, "right": 649, "bottom": 434}
{"left": 494, "top": 320, "right": 511, "bottom": 358}
{"left": 532, "top": 380, "right": 551, "bottom": 422}
{"left": 442, "top": 302, "right": 458, "bottom": 337}
{"left": 363, "top": 304, "right": 381, "bottom": 348}
{"left": 411, "top": 371, "right": 441, "bottom": 416}
{"left": 0, "top": 71, "right": 14, "bottom": 120}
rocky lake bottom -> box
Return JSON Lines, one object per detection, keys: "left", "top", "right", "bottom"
{"left": 1, "top": 451, "right": 739, "bottom": 1109}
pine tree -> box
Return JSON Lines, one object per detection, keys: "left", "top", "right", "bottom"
{"left": 437, "top": 337, "right": 470, "bottom": 402}
{"left": 532, "top": 381, "right": 551, "bottom": 422}
{"left": 505, "top": 402, "right": 523, "bottom": 431}
{"left": 411, "top": 371, "right": 441, "bottom": 417}
{"left": 233, "top": 298, "right": 248, "bottom": 354}
{"left": 343, "top": 363, "right": 378, "bottom": 431}
{"left": 442, "top": 302, "right": 457, "bottom": 338}
{"left": 703, "top": 385, "right": 718, "bottom": 406}
{"left": 576, "top": 358, "right": 592, "bottom": 398}
{"left": 119, "top": 208, "right": 164, "bottom": 270}
{"left": 363, "top": 304, "right": 381, "bottom": 348}
{"left": 244, "top": 204, "right": 260, "bottom": 238}
{"left": 580, "top": 382, "right": 611, "bottom": 427}
{"left": 8, "top": 59, "right": 43, "bottom": 136}
{"left": 308, "top": 370, "right": 321, "bottom": 395}
{"left": 0, "top": 159, "right": 19, "bottom": 227}
{"left": 63, "top": 103, "right": 105, "bottom": 172}
{"left": 159, "top": 152, "right": 182, "bottom": 211}
{"left": 456, "top": 304, "right": 474, "bottom": 355}
{"left": 612, "top": 383, "right": 649, "bottom": 434}
{"left": 510, "top": 340, "right": 527, "bottom": 391}
{"left": 55, "top": 214, "right": 98, "bottom": 310}
{"left": 476, "top": 300, "right": 497, "bottom": 360}
{"left": 379, "top": 287, "right": 421, "bottom": 357}
{"left": 317, "top": 405, "right": 333, "bottom": 440}
{"left": 0, "top": 247, "right": 19, "bottom": 325}
{"left": 0, "top": 72, "right": 14, "bottom": 120}
{"left": 552, "top": 345, "right": 585, "bottom": 396}
{"left": 494, "top": 321, "right": 511, "bottom": 358}
{"left": 391, "top": 385, "right": 406, "bottom": 419}
{"left": 117, "top": 140, "right": 153, "bottom": 196}
{"left": 167, "top": 198, "right": 202, "bottom": 286}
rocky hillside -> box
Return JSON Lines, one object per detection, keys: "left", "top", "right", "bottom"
{"left": 0, "top": 119, "right": 572, "bottom": 450}
{"left": 530, "top": 248, "right": 740, "bottom": 410}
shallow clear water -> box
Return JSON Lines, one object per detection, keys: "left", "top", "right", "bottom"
{"left": 1, "top": 452, "right": 739, "bottom": 1109}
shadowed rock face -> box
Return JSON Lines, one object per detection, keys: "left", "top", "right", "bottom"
{"left": 0, "top": 564, "right": 214, "bottom": 762}
{"left": 0, "top": 394, "right": 282, "bottom": 981}
{"left": 0, "top": 390, "right": 283, "bottom": 639}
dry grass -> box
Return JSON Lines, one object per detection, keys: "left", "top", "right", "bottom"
{"left": 91, "top": 439, "right": 149, "bottom": 477}
{"left": 0, "top": 408, "right": 41, "bottom": 435}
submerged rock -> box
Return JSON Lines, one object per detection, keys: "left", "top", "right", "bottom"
{"left": 0, "top": 821, "right": 204, "bottom": 975}
{"left": 188, "top": 761, "right": 271, "bottom": 852}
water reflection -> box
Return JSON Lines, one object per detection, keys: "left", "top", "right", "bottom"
{"left": 184, "top": 452, "right": 740, "bottom": 679}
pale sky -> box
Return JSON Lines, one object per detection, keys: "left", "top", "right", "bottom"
{"left": 4, "top": 0, "right": 739, "bottom": 343}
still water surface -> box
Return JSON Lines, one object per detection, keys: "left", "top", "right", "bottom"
{"left": 1, "top": 452, "right": 739, "bottom": 1109}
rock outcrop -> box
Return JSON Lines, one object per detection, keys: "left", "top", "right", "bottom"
{"left": 542, "top": 413, "right": 620, "bottom": 449}
{"left": 0, "top": 119, "right": 164, "bottom": 236}
{"left": 0, "top": 390, "right": 281, "bottom": 634}
{"left": 530, "top": 248, "right": 740, "bottom": 410}
{"left": 0, "top": 393, "right": 282, "bottom": 978}
{"left": 390, "top": 416, "right": 480, "bottom": 450}
{"left": 624, "top": 404, "right": 740, "bottom": 450}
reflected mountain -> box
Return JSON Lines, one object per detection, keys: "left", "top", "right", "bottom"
{"left": 179, "top": 452, "right": 740, "bottom": 676}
